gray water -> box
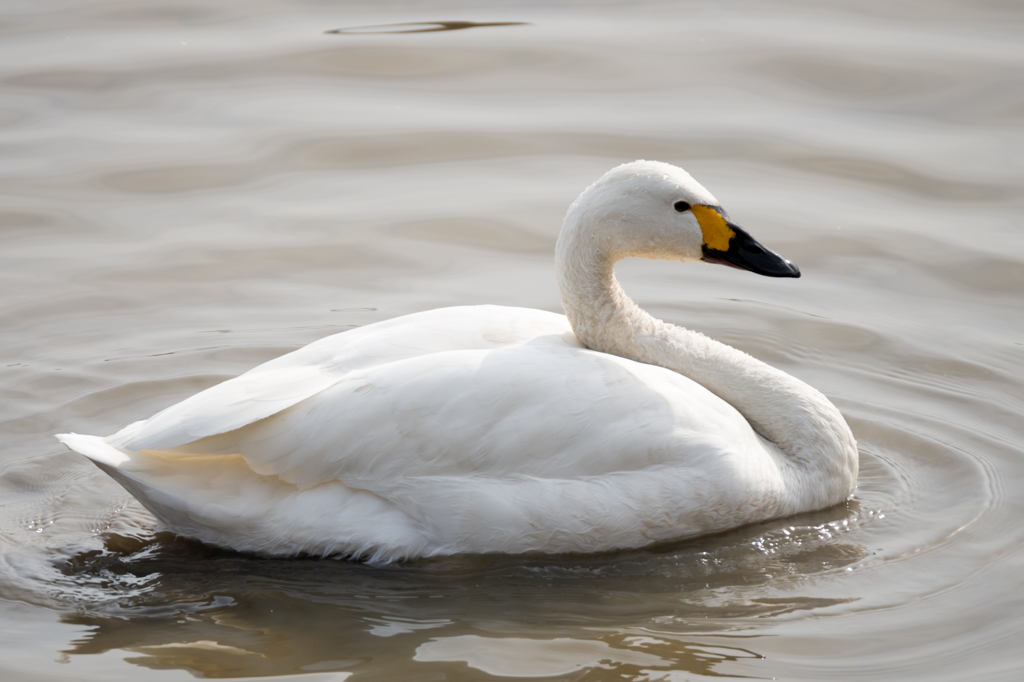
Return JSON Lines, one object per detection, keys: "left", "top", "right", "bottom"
{"left": 2, "top": 0, "right": 1023, "bottom": 680}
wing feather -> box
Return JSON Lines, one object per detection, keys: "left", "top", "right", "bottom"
{"left": 111, "top": 306, "right": 569, "bottom": 451}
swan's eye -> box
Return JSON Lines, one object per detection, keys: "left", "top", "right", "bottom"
{"left": 674, "top": 201, "right": 691, "bottom": 212}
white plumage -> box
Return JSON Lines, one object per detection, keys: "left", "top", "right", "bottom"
{"left": 58, "top": 161, "right": 858, "bottom": 562}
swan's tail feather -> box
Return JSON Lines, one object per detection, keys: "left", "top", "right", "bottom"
{"left": 55, "top": 432, "right": 432, "bottom": 561}
{"left": 55, "top": 432, "right": 188, "bottom": 531}
{"left": 56, "top": 432, "right": 130, "bottom": 469}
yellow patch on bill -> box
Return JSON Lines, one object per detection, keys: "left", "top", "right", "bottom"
{"left": 692, "top": 205, "right": 734, "bottom": 252}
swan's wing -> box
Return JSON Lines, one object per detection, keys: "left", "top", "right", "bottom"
{"left": 59, "top": 318, "right": 782, "bottom": 560}
{"left": 109, "top": 306, "right": 570, "bottom": 451}
{"left": 113, "top": 339, "right": 778, "bottom": 560}
{"left": 174, "top": 337, "right": 768, "bottom": 490}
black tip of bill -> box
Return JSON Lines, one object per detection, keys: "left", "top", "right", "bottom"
{"left": 701, "top": 222, "right": 801, "bottom": 278}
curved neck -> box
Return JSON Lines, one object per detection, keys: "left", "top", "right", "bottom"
{"left": 555, "top": 238, "right": 858, "bottom": 509}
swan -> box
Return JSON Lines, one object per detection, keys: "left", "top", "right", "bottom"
{"left": 57, "top": 160, "right": 858, "bottom": 562}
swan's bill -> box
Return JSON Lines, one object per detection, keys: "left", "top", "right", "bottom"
{"left": 695, "top": 206, "right": 800, "bottom": 278}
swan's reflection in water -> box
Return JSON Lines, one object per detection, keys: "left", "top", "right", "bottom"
{"left": 58, "top": 503, "right": 864, "bottom": 679}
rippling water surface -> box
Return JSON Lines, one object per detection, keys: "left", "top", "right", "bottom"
{"left": 2, "top": 0, "right": 1022, "bottom": 680}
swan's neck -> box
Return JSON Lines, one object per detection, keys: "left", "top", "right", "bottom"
{"left": 555, "top": 241, "right": 858, "bottom": 509}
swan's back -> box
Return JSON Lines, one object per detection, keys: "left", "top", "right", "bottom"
{"left": 60, "top": 306, "right": 786, "bottom": 562}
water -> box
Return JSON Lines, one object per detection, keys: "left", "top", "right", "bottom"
{"left": 2, "top": 0, "right": 1022, "bottom": 679}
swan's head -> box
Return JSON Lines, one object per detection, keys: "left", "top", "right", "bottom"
{"left": 558, "top": 160, "right": 799, "bottom": 278}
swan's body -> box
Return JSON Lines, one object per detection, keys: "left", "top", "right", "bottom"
{"left": 58, "top": 161, "right": 858, "bottom": 562}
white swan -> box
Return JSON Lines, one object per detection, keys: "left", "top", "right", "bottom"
{"left": 57, "top": 161, "right": 858, "bottom": 562}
